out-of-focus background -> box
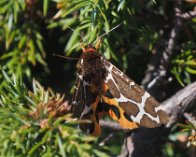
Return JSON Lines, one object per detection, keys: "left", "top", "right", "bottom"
{"left": 0, "top": 0, "right": 195, "bottom": 156}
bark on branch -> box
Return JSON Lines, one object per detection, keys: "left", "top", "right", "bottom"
{"left": 142, "top": 1, "right": 196, "bottom": 94}
{"left": 163, "top": 81, "right": 196, "bottom": 128}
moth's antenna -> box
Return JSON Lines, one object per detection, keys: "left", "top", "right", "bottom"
{"left": 94, "top": 23, "right": 122, "bottom": 49}
{"left": 97, "top": 23, "right": 122, "bottom": 40}
{"left": 67, "top": 26, "right": 86, "bottom": 42}
{"left": 53, "top": 53, "right": 79, "bottom": 60}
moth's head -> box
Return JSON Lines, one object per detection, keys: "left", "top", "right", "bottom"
{"left": 81, "top": 44, "right": 96, "bottom": 53}
{"left": 81, "top": 38, "right": 101, "bottom": 53}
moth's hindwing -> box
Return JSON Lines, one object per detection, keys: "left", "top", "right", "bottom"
{"left": 101, "top": 57, "right": 169, "bottom": 128}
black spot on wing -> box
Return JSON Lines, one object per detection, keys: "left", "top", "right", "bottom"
{"left": 83, "top": 75, "right": 91, "bottom": 83}
{"left": 97, "top": 101, "right": 120, "bottom": 120}
{"left": 96, "top": 102, "right": 110, "bottom": 112}
{"left": 85, "top": 89, "right": 97, "bottom": 107}
{"left": 110, "top": 105, "right": 121, "bottom": 119}
{"left": 88, "top": 123, "right": 95, "bottom": 134}
{"left": 123, "top": 112, "right": 133, "bottom": 122}
{"left": 89, "top": 109, "right": 94, "bottom": 115}
{"left": 95, "top": 113, "right": 99, "bottom": 123}
{"left": 105, "top": 89, "right": 114, "bottom": 99}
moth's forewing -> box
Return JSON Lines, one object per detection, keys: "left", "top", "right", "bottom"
{"left": 102, "top": 57, "right": 169, "bottom": 128}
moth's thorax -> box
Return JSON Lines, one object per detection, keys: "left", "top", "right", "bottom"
{"left": 77, "top": 50, "right": 107, "bottom": 91}
{"left": 77, "top": 50, "right": 105, "bottom": 73}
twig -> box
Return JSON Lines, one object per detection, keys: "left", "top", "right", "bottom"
{"left": 99, "top": 133, "right": 114, "bottom": 146}
{"left": 100, "top": 120, "right": 124, "bottom": 131}
{"left": 184, "top": 113, "right": 196, "bottom": 122}
{"left": 180, "top": 10, "right": 196, "bottom": 20}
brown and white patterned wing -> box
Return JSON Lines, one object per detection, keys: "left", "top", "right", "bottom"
{"left": 101, "top": 57, "right": 169, "bottom": 128}
{"left": 72, "top": 69, "right": 101, "bottom": 135}
{"left": 72, "top": 70, "right": 85, "bottom": 117}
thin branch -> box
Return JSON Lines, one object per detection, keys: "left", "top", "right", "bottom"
{"left": 100, "top": 120, "right": 124, "bottom": 131}
{"left": 164, "top": 81, "right": 196, "bottom": 127}
{"left": 146, "top": 0, "right": 183, "bottom": 90}
{"left": 142, "top": 1, "right": 196, "bottom": 92}
{"left": 180, "top": 10, "right": 196, "bottom": 20}
{"left": 99, "top": 133, "right": 115, "bottom": 146}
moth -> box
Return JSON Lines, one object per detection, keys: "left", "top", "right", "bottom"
{"left": 71, "top": 37, "right": 169, "bottom": 136}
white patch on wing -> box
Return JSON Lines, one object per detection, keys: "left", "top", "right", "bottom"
{"left": 130, "top": 92, "right": 160, "bottom": 124}
{"left": 77, "top": 73, "right": 83, "bottom": 80}
{"left": 83, "top": 80, "right": 90, "bottom": 86}
{"left": 130, "top": 81, "right": 135, "bottom": 87}
{"left": 81, "top": 59, "right": 84, "bottom": 65}
{"left": 155, "top": 105, "right": 165, "bottom": 112}
{"left": 80, "top": 105, "right": 91, "bottom": 118}
{"left": 72, "top": 101, "right": 77, "bottom": 105}
{"left": 83, "top": 80, "right": 90, "bottom": 99}
{"left": 80, "top": 77, "right": 92, "bottom": 118}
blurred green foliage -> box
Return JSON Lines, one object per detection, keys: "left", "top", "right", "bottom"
{"left": 0, "top": 0, "right": 196, "bottom": 156}
{"left": 171, "top": 42, "right": 196, "bottom": 87}
{"left": 0, "top": 71, "right": 110, "bottom": 157}
{"left": 163, "top": 118, "right": 196, "bottom": 157}
{"left": 0, "top": 0, "right": 46, "bottom": 81}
